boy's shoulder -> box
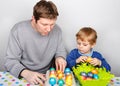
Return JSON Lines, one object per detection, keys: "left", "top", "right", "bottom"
{"left": 92, "top": 51, "right": 102, "bottom": 57}
{"left": 71, "top": 48, "right": 78, "bottom": 52}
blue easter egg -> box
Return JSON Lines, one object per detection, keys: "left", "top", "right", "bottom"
{"left": 64, "top": 68, "right": 71, "bottom": 74}
{"left": 87, "top": 72, "right": 93, "bottom": 78}
{"left": 50, "top": 68, "right": 55, "bottom": 71}
{"left": 49, "top": 77, "right": 56, "bottom": 85}
{"left": 80, "top": 72, "right": 87, "bottom": 77}
{"left": 93, "top": 74, "right": 99, "bottom": 79}
{"left": 57, "top": 79, "right": 64, "bottom": 86}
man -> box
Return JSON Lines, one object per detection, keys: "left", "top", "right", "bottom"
{"left": 4, "top": 0, "right": 67, "bottom": 85}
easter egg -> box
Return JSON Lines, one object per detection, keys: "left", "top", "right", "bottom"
{"left": 66, "top": 74, "right": 72, "bottom": 80}
{"left": 57, "top": 79, "right": 64, "bottom": 86}
{"left": 86, "top": 77, "right": 93, "bottom": 80}
{"left": 57, "top": 70, "right": 62, "bottom": 75}
{"left": 86, "top": 57, "right": 92, "bottom": 62}
{"left": 87, "top": 72, "right": 93, "bottom": 78}
{"left": 65, "top": 78, "right": 72, "bottom": 86}
{"left": 93, "top": 74, "right": 99, "bottom": 79}
{"left": 58, "top": 73, "right": 64, "bottom": 79}
{"left": 81, "top": 76, "right": 87, "bottom": 80}
{"left": 50, "top": 68, "right": 55, "bottom": 71}
{"left": 64, "top": 68, "right": 71, "bottom": 74}
{"left": 49, "top": 77, "right": 56, "bottom": 85}
{"left": 80, "top": 72, "right": 87, "bottom": 77}
{"left": 50, "top": 71, "right": 56, "bottom": 75}
{"left": 91, "top": 69, "right": 98, "bottom": 74}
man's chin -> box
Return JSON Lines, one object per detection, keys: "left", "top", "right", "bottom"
{"left": 41, "top": 33, "right": 49, "bottom": 36}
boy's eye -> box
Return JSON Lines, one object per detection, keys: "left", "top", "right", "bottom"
{"left": 83, "top": 44, "right": 88, "bottom": 46}
{"left": 77, "top": 43, "right": 81, "bottom": 45}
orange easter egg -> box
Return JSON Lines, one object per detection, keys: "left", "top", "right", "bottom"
{"left": 91, "top": 69, "right": 98, "bottom": 74}
{"left": 58, "top": 73, "right": 64, "bottom": 79}
{"left": 86, "top": 57, "right": 92, "bottom": 62}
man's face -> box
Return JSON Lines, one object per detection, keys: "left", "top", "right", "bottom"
{"left": 33, "top": 17, "right": 56, "bottom": 36}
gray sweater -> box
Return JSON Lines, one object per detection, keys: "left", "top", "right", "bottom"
{"left": 4, "top": 20, "right": 67, "bottom": 78}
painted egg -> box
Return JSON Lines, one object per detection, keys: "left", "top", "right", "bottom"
{"left": 91, "top": 69, "right": 98, "bottom": 74}
{"left": 50, "top": 68, "right": 55, "bottom": 71}
{"left": 50, "top": 71, "right": 56, "bottom": 75}
{"left": 80, "top": 72, "right": 87, "bottom": 77}
{"left": 93, "top": 74, "right": 99, "bottom": 79}
{"left": 58, "top": 73, "right": 64, "bottom": 79}
{"left": 49, "top": 77, "right": 56, "bottom": 85}
{"left": 64, "top": 68, "right": 71, "bottom": 74}
{"left": 87, "top": 72, "right": 93, "bottom": 78}
{"left": 57, "top": 70, "right": 62, "bottom": 75}
{"left": 57, "top": 79, "right": 64, "bottom": 86}
{"left": 66, "top": 74, "right": 72, "bottom": 79}
{"left": 86, "top": 57, "right": 92, "bottom": 62}
{"left": 81, "top": 76, "right": 87, "bottom": 80}
{"left": 86, "top": 77, "right": 93, "bottom": 80}
{"left": 65, "top": 77, "right": 72, "bottom": 86}
{"left": 49, "top": 74, "right": 56, "bottom": 78}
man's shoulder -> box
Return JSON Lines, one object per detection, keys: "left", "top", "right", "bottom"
{"left": 54, "top": 24, "right": 62, "bottom": 31}
{"left": 14, "top": 20, "right": 30, "bottom": 27}
{"left": 11, "top": 20, "right": 30, "bottom": 32}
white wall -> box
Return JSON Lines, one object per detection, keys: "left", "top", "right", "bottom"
{"left": 0, "top": 0, "right": 120, "bottom": 76}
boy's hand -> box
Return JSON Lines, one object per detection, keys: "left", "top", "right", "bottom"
{"left": 76, "top": 56, "right": 88, "bottom": 63}
{"left": 89, "top": 58, "right": 101, "bottom": 66}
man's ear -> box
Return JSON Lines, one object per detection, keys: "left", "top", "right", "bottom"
{"left": 32, "top": 16, "right": 35, "bottom": 21}
{"left": 32, "top": 16, "right": 37, "bottom": 23}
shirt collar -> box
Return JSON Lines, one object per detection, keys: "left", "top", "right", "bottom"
{"left": 78, "top": 48, "right": 93, "bottom": 57}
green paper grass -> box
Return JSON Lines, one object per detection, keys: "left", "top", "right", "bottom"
{"left": 72, "top": 63, "right": 114, "bottom": 86}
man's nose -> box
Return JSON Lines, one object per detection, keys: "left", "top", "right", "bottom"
{"left": 47, "top": 27, "right": 50, "bottom": 32}
{"left": 46, "top": 26, "right": 51, "bottom": 32}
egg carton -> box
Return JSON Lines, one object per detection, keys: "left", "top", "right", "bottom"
{"left": 45, "top": 70, "right": 76, "bottom": 86}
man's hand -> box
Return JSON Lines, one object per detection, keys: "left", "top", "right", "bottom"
{"left": 55, "top": 57, "right": 66, "bottom": 72}
{"left": 20, "top": 69, "right": 46, "bottom": 85}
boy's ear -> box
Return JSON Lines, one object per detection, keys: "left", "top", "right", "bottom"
{"left": 91, "top": 43, "right": 96, "bottom": 48}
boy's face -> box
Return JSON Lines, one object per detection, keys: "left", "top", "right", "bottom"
{"left": 77, "top": 39, "right": 95, "bottom": 54}
{"left": 32, "top": 17, "right": 56, "bottom": 36}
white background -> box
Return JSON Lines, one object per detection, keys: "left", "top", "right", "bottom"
{"left": 0, "top": 0, "right": 120, "bottom": 76}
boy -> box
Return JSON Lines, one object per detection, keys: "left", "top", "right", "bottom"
{"left": 66, "top": 27, "right": 111, "bottom": 71}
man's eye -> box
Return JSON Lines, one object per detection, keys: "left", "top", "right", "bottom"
{"left": 42, "top": 24, "right": 47, "bottom": 26}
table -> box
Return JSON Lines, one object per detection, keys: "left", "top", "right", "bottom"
{"left": 0, "top": 71, "right": 120, "bottom": 86}
{"left": 0, "top": 71, "right": 79, "bottom": 86}
{"left": 0, "top": 71, "right": 37, "bottom": 86}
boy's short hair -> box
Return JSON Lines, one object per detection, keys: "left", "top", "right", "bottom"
{"left": 76, "top": 27, "right": 97, "bottom": 45}
{"left": 33, "top": 0, "right": 59, "bottom": 22}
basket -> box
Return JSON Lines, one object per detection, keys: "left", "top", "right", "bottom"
{"left": 72, "top": 63, "right": 114, "bottom": 86}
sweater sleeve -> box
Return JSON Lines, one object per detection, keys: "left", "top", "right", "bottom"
{"left": 55, "top": 25, "right": 67, "bottom": 59}
{"left": 66, "top": 50, "right": 77, "bottom": 69}
{"left": 4, "top": 26, "right": 25, "bottom": 78}
{"left": 93, "top": 52, "right": 111, "bottom": 71}
{"left": 100, "top": 58, "right": 111, "bottom": 71}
